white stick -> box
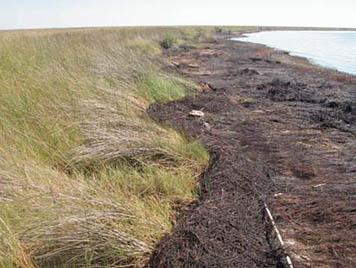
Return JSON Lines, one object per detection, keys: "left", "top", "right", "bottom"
{"left": 264, "top": 202, "right": 294, "bottom": 268}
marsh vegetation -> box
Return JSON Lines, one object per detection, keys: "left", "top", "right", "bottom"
{"left": 0, "top": 27, "right": 213, "bottom": 267}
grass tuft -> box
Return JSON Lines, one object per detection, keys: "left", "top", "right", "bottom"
{"left": 139, "top": 73, "right": 187, "bottom": 102}
{"left": 160, "top": 32, "right": 178, "bottom": 49}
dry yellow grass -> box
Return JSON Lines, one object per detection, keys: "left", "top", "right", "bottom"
{"left": 0, "top": 27, "right": 210, "bottom": 267}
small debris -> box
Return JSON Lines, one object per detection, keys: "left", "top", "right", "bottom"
{"left": 187, "top": 63, "right": 199, "bottom": 68}
{"left": 170, "top": 61, "right": 180, "bottom": 67}
{"left": 313, "top": 183, "right": 326, "bottom": 188}
{"left": 199, "top": 82, "right": 212, "bottom": 91}
{"left": 199, "top": 49, "right": 219, "bottom": 57}
{"left": 239, "top": 68, "right": 259, "bottom": 75}
{"left": 203, "top": 122, "right": 211, "bottom": 130}
{"left": 189, "top": 110, "right": 204, "bottom": 117}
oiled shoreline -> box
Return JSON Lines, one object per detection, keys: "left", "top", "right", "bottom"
{"left": 148, "top": 31, "right": 356, "bottom": 267}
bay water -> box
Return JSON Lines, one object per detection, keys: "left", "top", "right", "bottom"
{"left": 233, "top": 31, "right": 356, "bottom": 76}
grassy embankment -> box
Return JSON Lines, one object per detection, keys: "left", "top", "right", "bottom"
{"left": 0, "top": 27, "right": 212, "bottom": 267}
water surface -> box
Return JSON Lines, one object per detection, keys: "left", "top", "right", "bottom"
{"left": 233, "top": 31, "right": 356, "bottom": 76}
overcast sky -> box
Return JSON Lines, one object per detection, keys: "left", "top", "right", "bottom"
{"left": 1, "top": 0, "right": 356, "bottom": 30}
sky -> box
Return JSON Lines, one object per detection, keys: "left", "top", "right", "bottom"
{"left": 1, "top": 0, "right": 356, "bottom": 30}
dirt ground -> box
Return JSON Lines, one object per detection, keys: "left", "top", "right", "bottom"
{"left": 147, "top": 32, "right": 356, "bottom": 267}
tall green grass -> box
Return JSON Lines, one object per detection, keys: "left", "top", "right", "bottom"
{"left": 0, "top": 27, "right": 209, "bottom": 267}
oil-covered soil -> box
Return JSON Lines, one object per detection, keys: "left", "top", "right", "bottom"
{"left": 148, "top": 33, "right": 356, "bottom": 267}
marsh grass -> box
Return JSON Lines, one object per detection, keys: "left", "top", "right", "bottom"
{"left": 0, "top": 27, "right": 210, "bottom": 267}
{"left": 138, "top": 73, "right": 187, "bottom": 102}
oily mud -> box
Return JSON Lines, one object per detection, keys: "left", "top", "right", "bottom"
{"left": 149, "top": 153, "right": 285, "bottom": 268}
{"left": 148, "top": 33, "right": 356, "bottom": 267}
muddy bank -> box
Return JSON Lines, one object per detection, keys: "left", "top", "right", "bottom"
{"left": 148, "top": 33, "right": 356, "bottom": 267}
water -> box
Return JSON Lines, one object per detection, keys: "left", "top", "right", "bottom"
{"left": 233, "top": 31, "right": 356, "bottom": 76}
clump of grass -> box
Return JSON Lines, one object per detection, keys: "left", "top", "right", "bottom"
{"left": 215, "top": 26, "right": 223, "bottom": 33}
{"left": 139, "top": 73, "right": 187, "bottom": 102}
{"left": 0, "top": 27, "right": 209, "bottom": 267}
{"left": 180, "top": 26, "right": 212, "bottom": 40}
{"left": 160, "top": 32, "right": 178, "bottom": 49}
